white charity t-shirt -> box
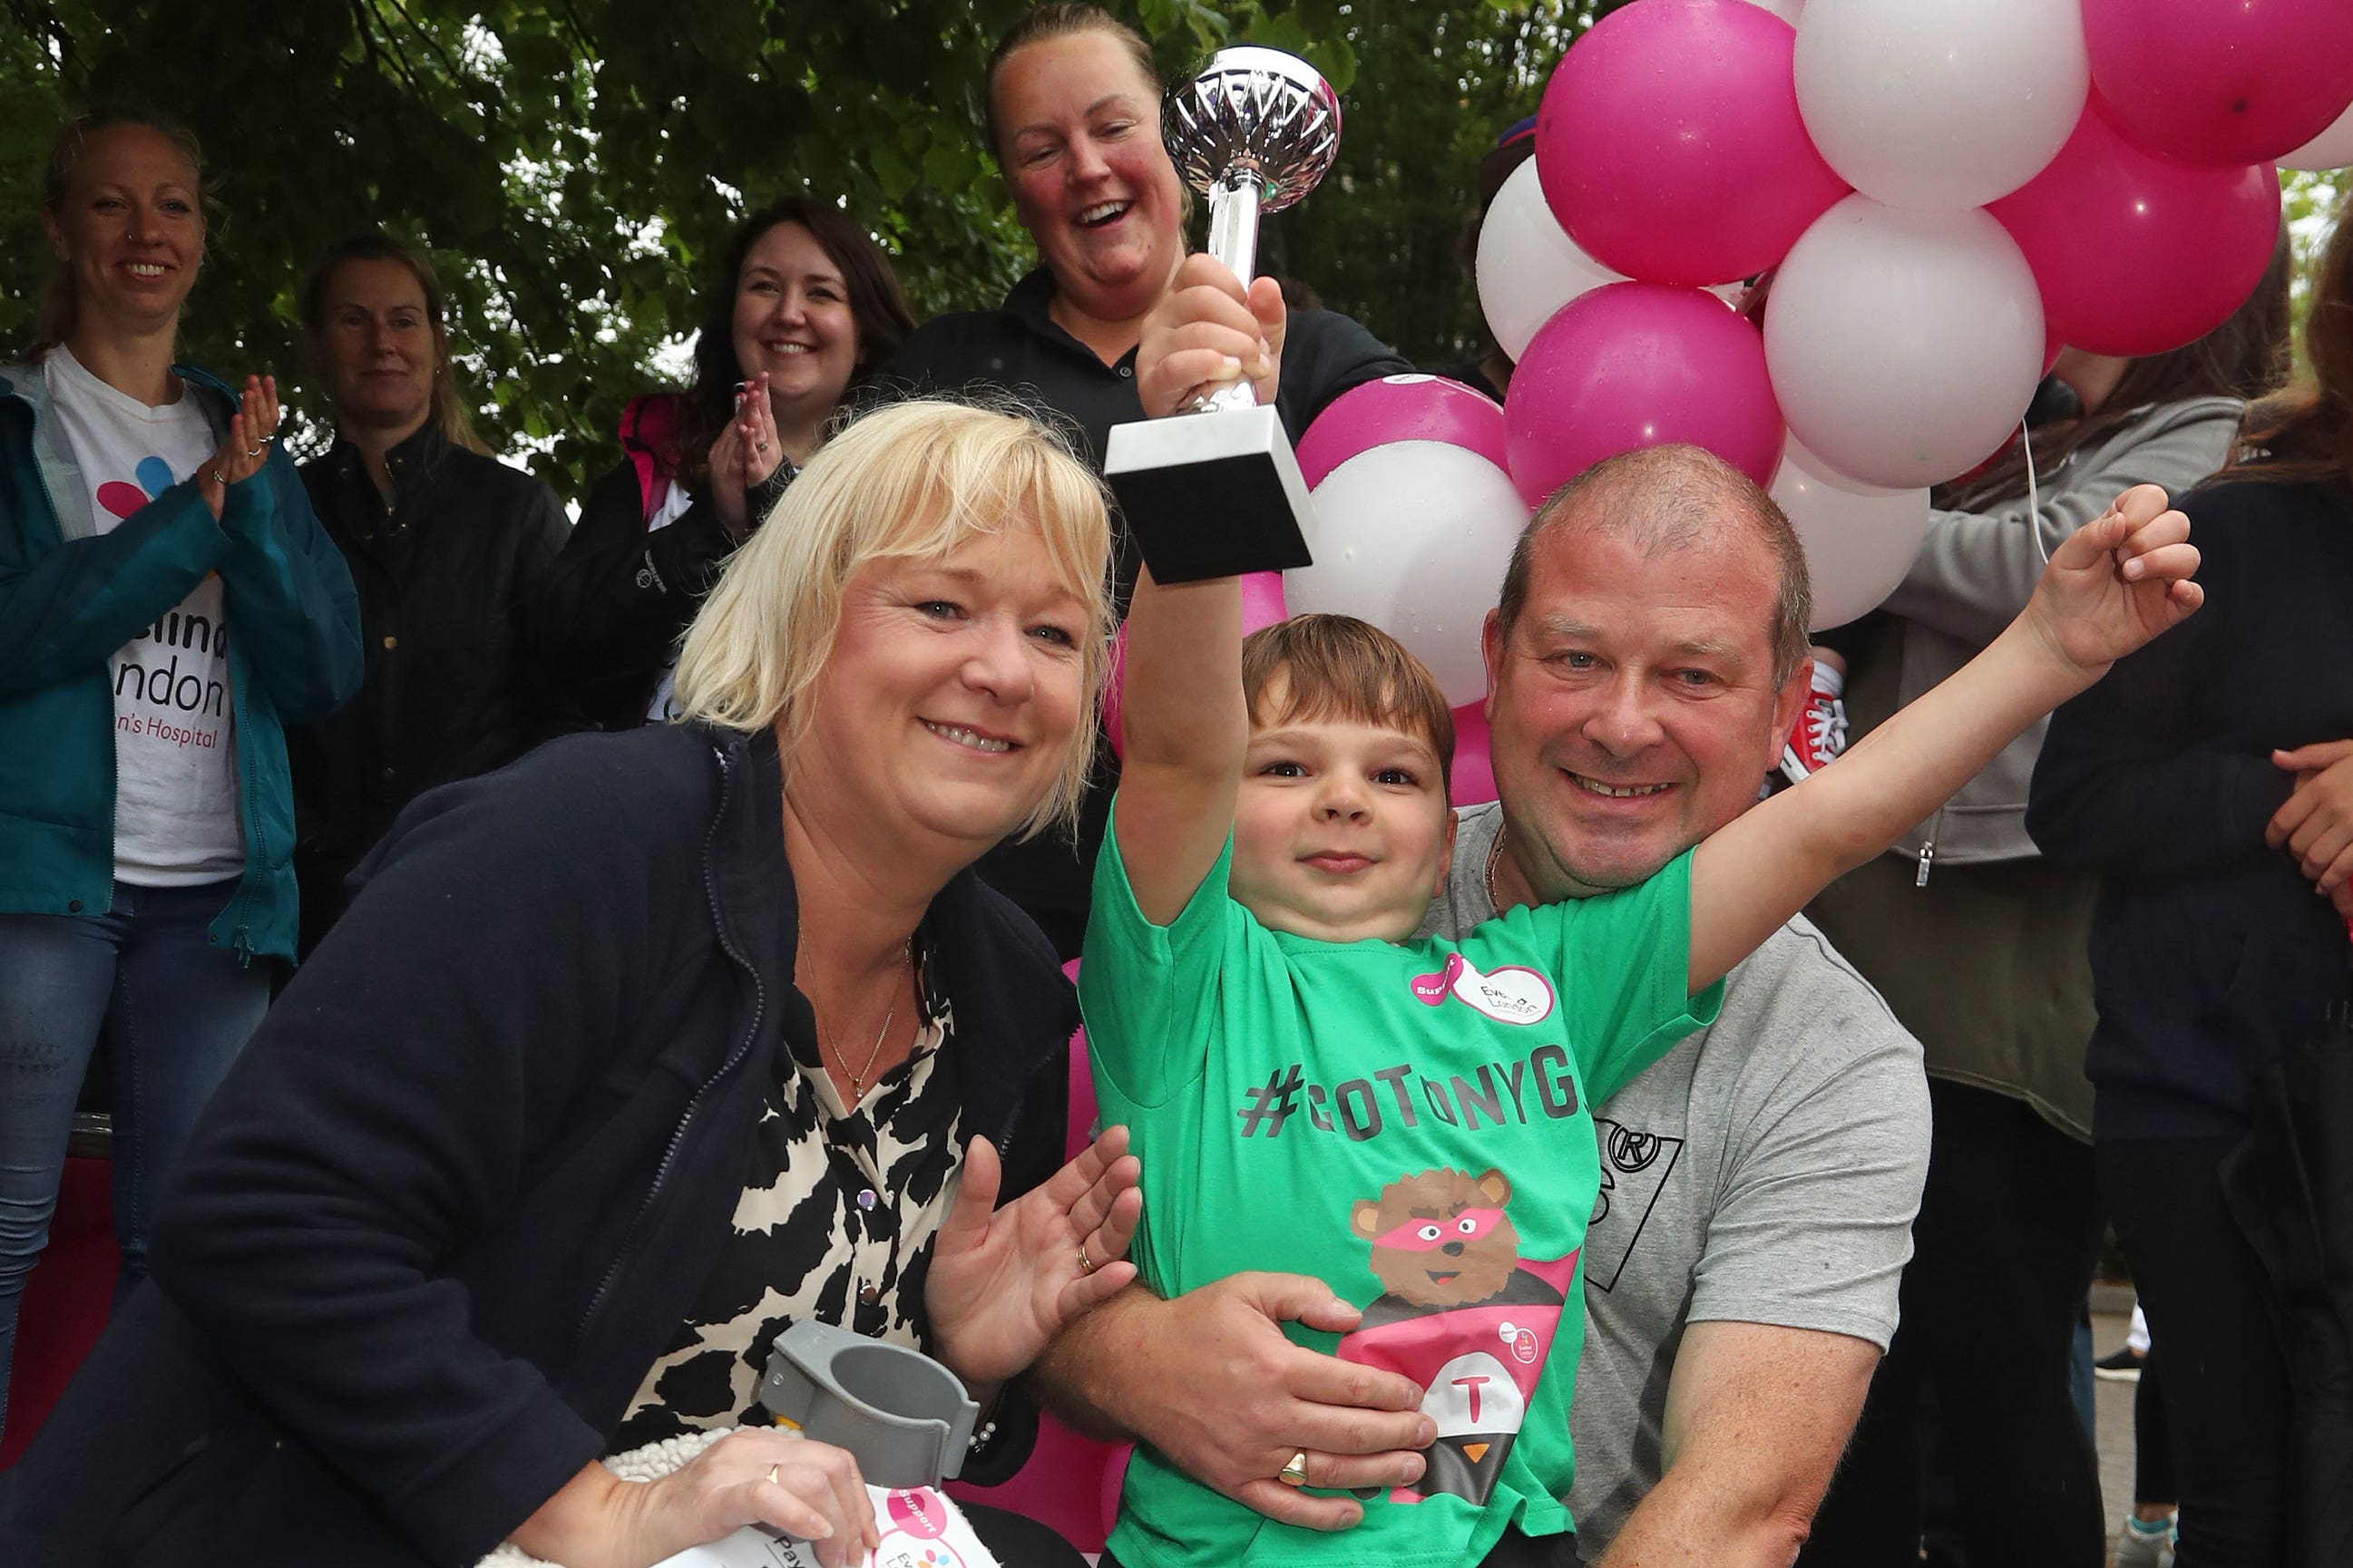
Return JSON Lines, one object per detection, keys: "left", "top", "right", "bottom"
{"left": 44, "top": 347, "right": 244, "bottom": 885}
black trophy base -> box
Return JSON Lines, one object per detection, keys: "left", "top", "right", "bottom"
{"left": 1102, "top": 404, "right": 1316, "bottom": 584}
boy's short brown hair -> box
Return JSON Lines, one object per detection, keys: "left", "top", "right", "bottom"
{"left": 1241, "top": 615, "right": 1458, "bottom": 793}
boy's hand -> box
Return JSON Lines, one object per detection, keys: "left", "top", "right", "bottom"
{"left": 2022, "top": 483, "right": 2202, "bottom": 677}
{"left": 1137, "top": 253, "right": 1285, "bottom": 418}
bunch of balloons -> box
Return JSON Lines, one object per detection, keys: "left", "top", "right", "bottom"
{"left": 1507, "top": 0, "right": 2346, "bottom": 618}
{"left": 1291, "top": 0, "right": 2351, "bottom": 734}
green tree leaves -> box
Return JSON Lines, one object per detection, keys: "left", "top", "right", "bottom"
{"left": 1, "top": 2, "right": 1612, "bottom": 493}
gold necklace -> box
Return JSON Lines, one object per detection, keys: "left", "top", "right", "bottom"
{"left": 814, "top": 941, "right": 913, "bottom": 1106}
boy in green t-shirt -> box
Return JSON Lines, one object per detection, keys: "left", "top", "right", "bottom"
{"left": 1084, "top": 292, "right": 2205, "bottom": 1568}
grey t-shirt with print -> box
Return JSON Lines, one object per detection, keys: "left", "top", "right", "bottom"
{"left": 1421, "top": 803, "right": 1929, "bottom": 1552}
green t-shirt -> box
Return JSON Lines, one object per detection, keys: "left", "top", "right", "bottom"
{"left": 1080, "top": 822, "right": 1723, "bottom": 1568}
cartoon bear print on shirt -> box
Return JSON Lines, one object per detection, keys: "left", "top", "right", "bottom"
{"left": 1333, "top": 1167, "right": 1581, "bottom": 1507}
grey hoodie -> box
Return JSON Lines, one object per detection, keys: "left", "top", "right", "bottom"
{"left": 1850, "top": 395, "right": 2244, "bottom": 870}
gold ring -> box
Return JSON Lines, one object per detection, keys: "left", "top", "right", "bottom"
{"left": 1077, "top": 1243, "right": 1095, "bottom": 1276}
{"left": 1277, "top": 1451, "right": 1310, "bottom": 1487}
{"left": 766, "top": 1462, "right": 782, "bottom": 1486}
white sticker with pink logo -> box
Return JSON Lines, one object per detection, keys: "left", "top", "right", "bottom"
{"left": 1411, "top": 952, "right": 1556, "bottom": 1026}
{"left": 649, "top": 1485, "right": 997, "bottom": 1568}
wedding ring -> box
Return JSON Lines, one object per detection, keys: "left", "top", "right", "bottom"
{"left": 766, "top": 1462, "right": 782, "bottom": 1486}
{"left": 1077, "top": 1243, "right": 1095, "bottom": 1276}
{"left": 210, "top": 469, "right": 226, "bottom": 487}
{"left": 1277, "top": 1451, "right": 1310, "bottom": 1487}
{"left": 244, "top": 443, "right": 266, "bottom": 457}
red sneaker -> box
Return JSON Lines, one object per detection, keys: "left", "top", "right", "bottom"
{"left": 1780, "top": 664, "right": 1848, "bottom": 784}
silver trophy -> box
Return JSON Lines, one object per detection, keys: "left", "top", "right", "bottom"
{"left": 1104, "top": 47, "right": 1342, "bottom": 583}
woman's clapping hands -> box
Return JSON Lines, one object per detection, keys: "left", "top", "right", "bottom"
{"left": 195, "top": 374, "right": 279, "bottom": 522}
{"left": 709, "top": 373, "right": 787, "bottom": 538}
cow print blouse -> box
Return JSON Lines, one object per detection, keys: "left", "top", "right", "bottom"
{"left": 613, "top": 950, "right": 966, "bottom": 1450}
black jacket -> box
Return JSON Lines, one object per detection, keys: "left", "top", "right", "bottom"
{"left": 2028, "top": 476, "right": 2353, "bottom": 1140}
{"left": 1, "top": 722, "right": 1077, "bottom": 1566}
{"left": 538, "top": 449, "right": 795, "bottom": 733}
{"left": 291, "top": 426, "right": 571, "bottom": 950}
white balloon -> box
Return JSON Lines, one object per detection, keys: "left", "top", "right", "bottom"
{"left": 2284, "top": 101, "right": 2353, "bottom": 170}
{"left": 1737, "top": 0, "right": 1804, "bottom": 21}
{"left": 1765, "top": 195, "right": 2045, "bottom": 491}
{"left": 1794, "top": 0, "right": 2087, "bottom": 210}
{"left": 1770, "top": 437, "right": 1930, "bottom": 629}
{"left": 1287, "top": 443, "right": 1531, "bottom": 705}
{"left": 1477, "top": 160, "right": 1624, "bottom": 362}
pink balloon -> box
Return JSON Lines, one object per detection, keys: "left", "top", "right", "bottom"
{"left": 1296, "top": 375, "right": 1509, "bottom": 488}
{"left": 2083, "top": 0, "right": 2353, "bottom": 169}
{"left": 1503, "top": 282, "right": 1784, "bottom": 505}
{"left": 1450, "top": 700, "right": 1498, "bottom": 808}
{"left": 1100, "top": 574, "right": 1287, "bottom": 759}
{"left": 1238, "top": 572, "right": 1290, "bottom": 638}
{"left": 1538, "top": 0, "right": 1848, "bottom": 287}
{"left": 1989, "top": 103, "right": 2280, "bottom": 358}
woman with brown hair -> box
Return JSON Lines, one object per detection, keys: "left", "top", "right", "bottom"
{"left": 546, "top": 196, "right": 916, "bottom": 732}
{"left": 0, "top": 107, "right": 359, "bottom": 1441}
{"left": 290, "top": 231, "right": 572, "bottom": 952}
{"left": 2029, "top": 196, "right": 2353, "bottom": 1567}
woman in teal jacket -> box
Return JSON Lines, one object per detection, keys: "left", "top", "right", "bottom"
{"left": 0, "top": 107, "right": 360, "bottom": 1442}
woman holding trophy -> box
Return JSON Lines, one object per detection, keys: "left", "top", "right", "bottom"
{"left": 887, "top": 0, "right": 1410, "bottom": 960}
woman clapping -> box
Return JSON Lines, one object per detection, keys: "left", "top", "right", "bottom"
{"left": 0, "top": 107, "right": 360, "bottom": 1443}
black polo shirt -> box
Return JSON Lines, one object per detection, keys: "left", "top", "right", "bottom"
{"left": 883, "top": 267, "right": 1413, "bottom": 958}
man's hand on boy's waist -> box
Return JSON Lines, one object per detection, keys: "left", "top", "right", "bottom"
{"left": 1029, "top": 1271, "right": 1436, "bottom": 1531}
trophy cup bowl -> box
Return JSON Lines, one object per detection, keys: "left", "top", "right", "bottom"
{"left": 1103, "top": 47, "right": 1342, "bottom": 584}
{"left": 1167, "top": 45, "right": 1342, "bottom": 231}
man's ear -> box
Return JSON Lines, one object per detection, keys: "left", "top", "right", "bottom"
{"left": 1769, "top": 654, "right": 1814, "bottom": 765}
{"left": 1480, "top": 609, "right": 1505, "bottom": 724}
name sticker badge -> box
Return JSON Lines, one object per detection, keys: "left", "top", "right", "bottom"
{"left": 1411, "top": 953, "right": 1556, "bottom": 1026}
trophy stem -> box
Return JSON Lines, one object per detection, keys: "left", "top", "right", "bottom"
{"left": 1206, "top": 175, "right": 1262, "bottom": 289}
{"left": 1202, "top": 176, "right": 1264, "bottom": 413}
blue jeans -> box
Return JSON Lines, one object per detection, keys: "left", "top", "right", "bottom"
{"left": 0, "top": 880, "right": 269, "bottom": 1441}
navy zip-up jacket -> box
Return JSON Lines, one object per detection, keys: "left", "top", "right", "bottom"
{"left": 2028, "top": 476, "right": 2353, "bottom": 1140}
{"left": 1, "top": 721, "right": 1076, "bottom": 1566}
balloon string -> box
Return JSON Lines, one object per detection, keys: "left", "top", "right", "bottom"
{"left": 2023, "top": 415, "right": 2048, "bottom": 567}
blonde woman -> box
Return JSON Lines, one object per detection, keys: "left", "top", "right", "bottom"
{"left": 0, "top": 106, "right": 360, "bottom": 1442}
{"left": 3, "top": 401, "right": 1137, "bottom": 1568}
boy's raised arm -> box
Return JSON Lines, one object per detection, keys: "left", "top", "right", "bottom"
{"left": 1686, "top": 483, "right": 2204, "bottom": 992}
{"left": 1113, "top": 256, "right": 1288, "bottom": 925}
{"left": 1117, "top": 563, "right": 1248, "bottom": 924}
